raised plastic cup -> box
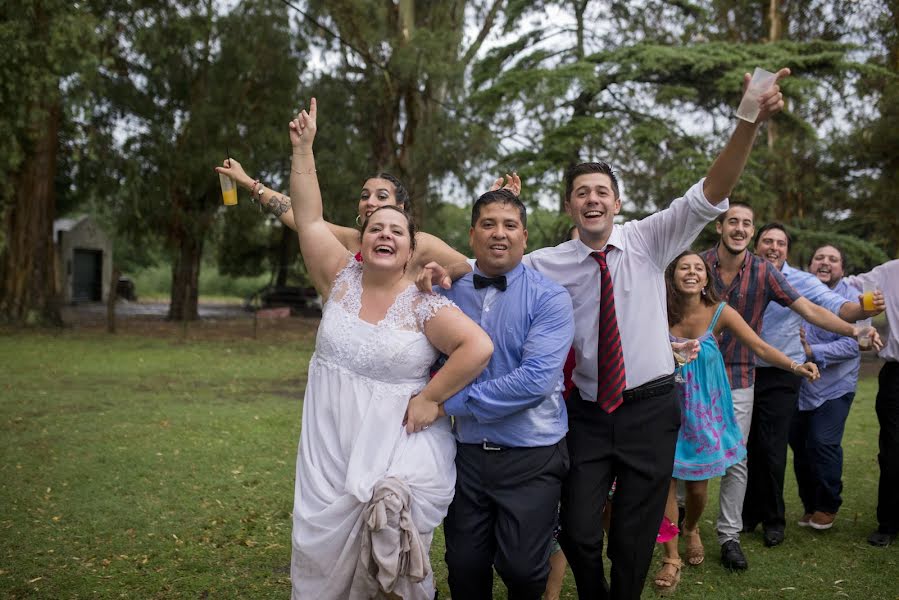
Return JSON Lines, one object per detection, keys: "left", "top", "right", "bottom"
{"left": 736, "top": 67, "right": 778, "bottom": 123}
{"left": 219, "top": 172, "right": 237, "bottom": 206}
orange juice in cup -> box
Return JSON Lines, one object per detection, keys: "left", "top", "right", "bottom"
{"left": 219, "top": 173, "right": 237, "bottom": 206}
{"left": 862, "top": 291, "right": 875, "bottom": 311}
{"left": 862, "top": 283, "right": 879, "bottom": 312}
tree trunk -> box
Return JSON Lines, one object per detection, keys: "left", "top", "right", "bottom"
{"left": 168, "top": 229, "right": 203, "bottom": 321}
{"left": 275, "top": 225, "right": 295, "bottom": 287}
{"left": 107, "top": 267, "right": 120, "bottom": 333}
{"left": 0, "top": 98, "right": 63, "bottom": 326}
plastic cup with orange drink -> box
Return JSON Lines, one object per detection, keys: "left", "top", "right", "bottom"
{"left": 861, "top": 282, "right": 879, "bottom": 312}
{"left": 219, "top": 172, "right": 237, "bottom": 206}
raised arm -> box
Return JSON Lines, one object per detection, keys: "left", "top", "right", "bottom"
{"left": 214, "top": 157, "right": 360, "bottom": 248}
{"left": 288, "top": 99, "right": 352, "bottom": 298}
{"left": 703, "top": 68, "right": 790, "bottom": 204}
{"left": 718, "top": 305, "right": 819, "bottom": 381}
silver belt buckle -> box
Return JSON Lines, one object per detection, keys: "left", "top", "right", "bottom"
{"left": 482, "top": 441, "right": 502, "bottom": 451}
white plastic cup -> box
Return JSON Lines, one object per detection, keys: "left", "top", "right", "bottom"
{"left": 736, "top": 67, "right": 778, "bottom": 123}
{"left": 856, "top": 318, "right": 874, "bottom": 351}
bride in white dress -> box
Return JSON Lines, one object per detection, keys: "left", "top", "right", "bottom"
{"left": 287, "top": 99, "right": 493, "bottom": 599}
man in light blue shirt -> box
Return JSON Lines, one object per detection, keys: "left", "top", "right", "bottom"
{"left": 744, "top": 223, "right": 876, "bottom": 547}
{"left": 791, "top": 244, "right": 862, "bottom": 532}
{"left": 438, "top": 189, "right": 574, "bottom": 599}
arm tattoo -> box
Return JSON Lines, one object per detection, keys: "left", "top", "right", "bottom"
{"left": 265, "top": 194, "right": 290, "bottom": 217}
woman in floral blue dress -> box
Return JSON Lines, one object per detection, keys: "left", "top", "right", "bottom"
{"left": 653, "top": 251, "right": 819, "bottom": 594}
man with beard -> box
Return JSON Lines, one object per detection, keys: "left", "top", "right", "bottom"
{"left": 701, "top": 214, "right": 879, "bottom": 570}
{"left": 745, "top": 225, "right": 882, "bottom": 548}
{"left": 790, "top": 244, "right": 866, "bottom": 532}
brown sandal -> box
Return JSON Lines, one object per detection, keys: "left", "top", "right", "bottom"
{"left": 653, "top": 557, "right": 683, "bottom": 596}
{"left": 683, "top": 527, "right": 704, "bottom": 566}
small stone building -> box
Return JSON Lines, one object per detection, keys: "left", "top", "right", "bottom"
{"left": 54, "top": 215, "right": 113, "bottom": 303}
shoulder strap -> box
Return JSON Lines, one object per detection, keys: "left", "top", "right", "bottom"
{"left": 708, "top": 302, "right": 726, "bottom": 332}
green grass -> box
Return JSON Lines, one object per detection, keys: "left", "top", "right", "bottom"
{"left": 1, "top": 328, "right": 896, "bottom": 599}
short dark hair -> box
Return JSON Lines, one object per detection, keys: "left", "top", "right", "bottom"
{"left": 366, "top": 172, "right": 411, "bottom": 212}
{"left": 716, "top": 202, "right": 754, "bottom": 224}
{"left": 809, "top": 244, "right": 847, "bottom": 271}
{"left": 360, "top": 205, "right": 417, "bottom": 253}
{"left": 470, "top": 189, "right": 527, "bottom": 228}
{"left": 754, "top": 222, "right": 791, "bottom": 251}
{"left": 564, "top": 162, "right": 620, "bottom": 203}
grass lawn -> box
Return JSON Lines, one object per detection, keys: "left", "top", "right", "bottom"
{"left": 1, "top": 323, "right": 896, "bottom": 599}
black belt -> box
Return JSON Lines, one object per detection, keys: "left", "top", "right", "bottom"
{"left": 459, "top": 441, "right": 510, "bottom": 451}
{"left": 621, "top": 373, "right": 676, "bottom": 402}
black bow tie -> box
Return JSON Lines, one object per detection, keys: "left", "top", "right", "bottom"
{"left": 473, "top": 273, "right": 507, "bottom": 291}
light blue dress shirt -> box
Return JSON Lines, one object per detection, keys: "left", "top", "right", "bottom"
{"left": 757, "top": 262, "right": 849, "bottom": 367}
{"left": 798, "top": 278, "right": 860, "bottom": 411}
{"left": 438, "top": 262, "right": 575, "bottom": 448}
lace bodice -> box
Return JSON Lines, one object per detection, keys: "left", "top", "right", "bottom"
{"left": 313, "top": 258, "right": 456, "bottom": 383}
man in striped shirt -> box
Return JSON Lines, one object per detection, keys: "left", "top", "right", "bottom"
{"left": 702, "top": 206, "right": 869, "bottom": 571}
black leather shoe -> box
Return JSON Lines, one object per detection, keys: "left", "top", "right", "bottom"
{"left": 868, "top": 529, "right": 897, "bottom": 547}
{"left": 720, "top": 540, "right": 748, "bottom": 570}
{"left": 763, "top": 527, "right": 785, "bottom": 547}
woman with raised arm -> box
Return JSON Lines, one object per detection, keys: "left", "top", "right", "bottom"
{"left": 214, "top": 160, "right": 519, "bottom": 278}
{"left": 286, "top": 98, "right": 493, "bottom": 600}
{"left": 653, "top": 251, "right": 819, "bottom": 595}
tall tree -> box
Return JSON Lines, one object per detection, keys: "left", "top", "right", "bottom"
{"left": 0, "top": 1, "right": 103, "bottom": 325}
{"left": 300, "top": 0, "right": 504, "bottom": 226}
{"left": 104, "top": 0, "right": 303, "bottom": 320}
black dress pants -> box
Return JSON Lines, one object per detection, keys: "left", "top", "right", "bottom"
{"left": 444, "top": 439, "right": 568, "bottom": 600}
{"left": 876, "top": 361, "right": 899, "bottom": 534}
{"left": 743, "top": 366, "right": 802, "bottom": 531}
{"left": 559, "top": 382, "right": 680, "bottom": 600}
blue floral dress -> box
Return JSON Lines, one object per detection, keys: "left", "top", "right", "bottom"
{"left": 670, "top": 302, "right": 746, "bottom": 480}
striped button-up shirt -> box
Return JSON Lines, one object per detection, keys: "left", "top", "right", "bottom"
{"left": 702, "top": 247, "right": 800, "bottom": 389}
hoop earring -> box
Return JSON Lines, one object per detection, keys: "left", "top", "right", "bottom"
{"left": 701, "top": 287, "right": 707, "bottom": 297}
{"left": 355, "top": 215, "right": 362, "bottom": 227}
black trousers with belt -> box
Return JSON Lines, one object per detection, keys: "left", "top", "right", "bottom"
{"left": 743, "top": 366, "right": 803, "bottom": 532}
{"left": 559, "top": 376, "right": 680, "bottom": 600}
{"left": 875, "top": 361, "right": 899, "bottom": 534}
{"left": 444, "top": 439, "right": 569, "bottom": 600}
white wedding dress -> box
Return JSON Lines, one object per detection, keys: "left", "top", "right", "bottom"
{"left": 291, "top": 258, "right": 457, "bottom": 599}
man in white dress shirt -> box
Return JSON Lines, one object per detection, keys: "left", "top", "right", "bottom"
{"left": 520, "top": 71, "right": 790, "bottom": 599}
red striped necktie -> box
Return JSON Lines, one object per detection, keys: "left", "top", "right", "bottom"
{"left": 591, "top": 250, "right": 626, "bottom": 412}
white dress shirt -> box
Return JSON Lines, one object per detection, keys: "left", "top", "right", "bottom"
{"left": 524, "top": 179, "right": 728, "bottom": 400}
{"left": 845, "top": 260, "right": 899, "bottom": 363}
